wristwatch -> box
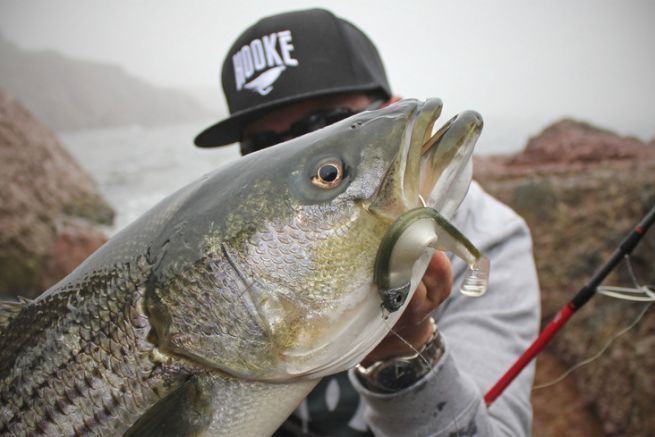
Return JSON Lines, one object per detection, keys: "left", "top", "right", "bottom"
{"left": 355, "top": 318, "right": 445, "bottom": 393}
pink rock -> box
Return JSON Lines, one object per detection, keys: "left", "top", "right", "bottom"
{"left": 0, "top": 89, "right": 114, "bottom": 298}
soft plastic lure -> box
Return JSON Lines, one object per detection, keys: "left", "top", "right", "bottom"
{"left": 374, "top": 206, "right": 490, "bottom": 313}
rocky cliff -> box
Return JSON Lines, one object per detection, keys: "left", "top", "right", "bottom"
{"left": 0, "top": 34, "right": 212, "bottom": 131}
{"left": 476, "top": 119, "right": 655, "bottom": 436}
{"left": 0, "top": 89, "right": 114, "bottom": 298}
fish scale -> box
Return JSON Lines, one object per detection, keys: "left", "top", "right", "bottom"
{"left": 0, "top": 265, "right": 188, "bottom": 435}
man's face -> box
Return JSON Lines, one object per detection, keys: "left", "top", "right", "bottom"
{"left": 241, "top": 93, "right": 376, "bottom": 155}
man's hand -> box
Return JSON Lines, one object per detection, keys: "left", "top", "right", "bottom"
{"left": 361, "top": 251, "right": 453, "bottom": 366}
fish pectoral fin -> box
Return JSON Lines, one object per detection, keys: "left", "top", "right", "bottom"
{"left": 124, "top": 375, "right": 213, "bottom": 437}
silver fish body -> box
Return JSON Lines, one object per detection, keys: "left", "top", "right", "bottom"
{"left": 0, "top": 99, "right": 483, "bottom": 436}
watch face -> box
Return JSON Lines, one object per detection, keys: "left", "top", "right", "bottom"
{"left": 377, "top": 362, "right": 419, "bottom": 391}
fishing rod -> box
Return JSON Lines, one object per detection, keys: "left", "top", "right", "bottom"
{"left": 484, "top": 203, "right": 655, "bottom": 407}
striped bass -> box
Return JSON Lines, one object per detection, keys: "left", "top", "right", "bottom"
{"left": 0, "top": 99, "right": 483, "bottom": 436}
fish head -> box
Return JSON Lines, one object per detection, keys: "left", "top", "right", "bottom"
{"left": 145, "top": 98, "right": 482, "bottom": 381}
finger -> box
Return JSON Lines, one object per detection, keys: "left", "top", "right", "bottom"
{"left": 422, "top": 251, "right": 453, "bottom": 306}
{"left": 400, "top": 282, "right": 435, "bottom": 325}
{"left": 362, "top": 317, "right": 433, "bottom": 365}
{"left": 399, "top": 252, "right": 452, "bottom": 323}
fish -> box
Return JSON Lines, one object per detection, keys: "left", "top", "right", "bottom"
{"left": 0, "top": 98, "right": 484, "bottom": 436}
{"left": 244, "top": 65, "right": 287, "bottom": 96}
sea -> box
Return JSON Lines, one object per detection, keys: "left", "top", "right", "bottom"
{"left": 61, "top": 120, "right": 240, "bottom": 233}
{"left": 59, "top": 116, "right": 537, "bottom": 234}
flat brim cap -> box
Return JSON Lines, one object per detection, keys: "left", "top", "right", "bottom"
{"left": 194, "top": 8, "right": 391, "bottom": 147}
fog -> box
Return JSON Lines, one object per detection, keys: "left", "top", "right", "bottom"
{"left": 1, "top": 0, "right": 654, "bottom": 145}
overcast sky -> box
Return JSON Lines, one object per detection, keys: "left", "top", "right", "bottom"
{"left": 1, "top": 0, "right": 654, "bottom": 143}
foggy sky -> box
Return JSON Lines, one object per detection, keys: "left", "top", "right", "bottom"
{"left": 1, "top": 0, "right": 654, "bottom": 142}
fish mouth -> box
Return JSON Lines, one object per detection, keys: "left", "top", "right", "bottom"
{"left": 278, "top": 101, "right": 485, "bottom": 379}
{"left": 373, "top": 98, "right": 483, "bottom": 219}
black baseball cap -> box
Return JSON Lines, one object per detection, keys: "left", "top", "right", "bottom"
{"left": 194, "top": 8, "right": 391, "bottom": 148}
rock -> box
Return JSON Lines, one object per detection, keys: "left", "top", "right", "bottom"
{"left": 0, "top": 89, "right": 114, "bottom": 298}
{"left": 509, "top": 119, "right": 655, "bottom": 166}
{"left": 532, "top": 352, "right": 605, "bottom": 437}
{"left": 39, "top": 219, "right": 108, "bottom": 292}
{"left": 476, "top": 119, "right": 655, "bottom": 436}
{"left": 0, "top": 35, "right": 213, "bottom": 131}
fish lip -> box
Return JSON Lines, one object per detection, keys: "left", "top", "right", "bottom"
{"left": 402, "top": 102, "right": 483, "bottom": 214}
{"left": 397, "top": 98, "right": 442, "bottom": 210}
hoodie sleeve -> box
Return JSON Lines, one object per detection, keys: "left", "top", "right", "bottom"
{"left": 349, "top": 181, "right": 541, "bottom": 436}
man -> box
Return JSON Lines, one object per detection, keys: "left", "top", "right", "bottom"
{"left": 195, "top": 9, "right": 540, "bottom": 436}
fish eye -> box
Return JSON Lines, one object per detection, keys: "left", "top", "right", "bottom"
{"left": 311, "top": 159, "right": 344, "bottom": 189}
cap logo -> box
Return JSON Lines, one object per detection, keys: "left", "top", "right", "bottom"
{"left": 232, "top": 30, "right": 298, "bottom": 96}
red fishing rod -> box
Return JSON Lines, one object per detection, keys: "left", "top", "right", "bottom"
{"left": 484, "top": 204, "right": 655, "bottom": 406}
